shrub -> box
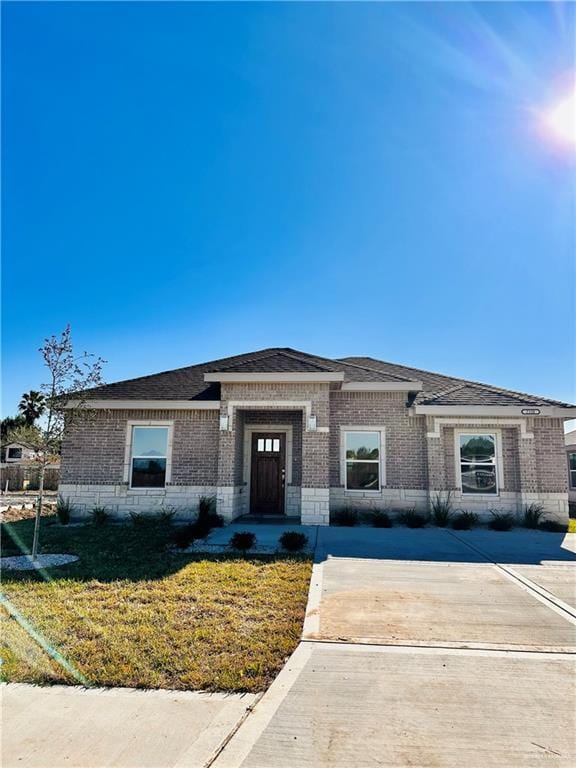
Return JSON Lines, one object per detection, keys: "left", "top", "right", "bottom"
{"left": 369, "top": 511, "right": 392, "bottom": 528}
{"left": 158, "top": 506, "right": 176, "bottom": 523}
{"left": 279, "top": 531, "right": 308, "bottom": 552}
{"left": 196, "top": 496, "right": 223, "bottom": 535}
{"left": 539, "top": 519, "right": 567, "bottom": 533}
{"left": 332, "top": 508, "right": 358, "bottom": 527}
{"left": 230, "top": 531, "right": 256, "bottom": 551}
{"left": 91, "top": 506, "right": 109, "bottom": 525}
{"left": 399, "top": 509, "right": 428, "bottom": 528}
{"left": 522, "top": 503, "right": 546, "bottom": 529}
{"left": 56, "top": 495, "right": 73, "bottom": 525}
{"left": 488, "top": 512, "right": 515, "bottom": 531}
{"left": 430, "top": 491, "right": 452, "bottom": 527}
{"left": 173, "top": 524, "right": 197, "bottom": 549}
{"left": 452, "top": 511, "right": 477, "bottom": 530}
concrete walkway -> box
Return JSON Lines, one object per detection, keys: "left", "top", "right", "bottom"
{"left": 1, "top": 684, "right": 256, "bottom": 768}
{"left": 214, "top": 530, "right": 576, "bottom": 767}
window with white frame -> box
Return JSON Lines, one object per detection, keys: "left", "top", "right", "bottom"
{"left": 130, "top": 426, "right": 169, "bottom": 488}
{"left": 345, "top": 431, "right": 381, "bottom": 491}
{"left": 569, "top": 453, "right": 576, "bottom": 489}
{"left": 7, "top": 446, "right": 23, "bottom": 460}
{"left": 459, "top": 433, "right": 498, "bottom": 495}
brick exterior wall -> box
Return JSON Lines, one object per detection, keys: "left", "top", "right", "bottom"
{"left": 61, "top": 409, "right": 219, "bottom": 486}
{"left": 58, "top": 386, "right": 570, "bottom": 522}
{"left": 534, "top": 418, "right": 568, "bottom": 493}
{"left": 330, "top": 391, "right": 427, "bottom": 489}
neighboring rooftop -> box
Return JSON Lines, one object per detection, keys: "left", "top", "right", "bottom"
{"left": 81, "top": 347, "right": 575, "bottom": 410}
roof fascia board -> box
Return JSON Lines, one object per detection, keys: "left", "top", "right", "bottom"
{"left": 414, "top": 405, "right": 576, "bottom": 418}
{"left": 204, "top": 372, "right": 344, "bottom": 383}
{"left": 341, "top": 381, "right": 422, "bottom": 392}
{"left": 63, "top": 400, "right": 221, "bottom": 410}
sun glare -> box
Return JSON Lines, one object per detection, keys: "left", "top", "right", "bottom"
{"left": 543, "top": 88, "right": 576, "bottom": 147}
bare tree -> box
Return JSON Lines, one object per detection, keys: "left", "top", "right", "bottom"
{"left": 7, "top": 326, "right": 105, "bottom": 560}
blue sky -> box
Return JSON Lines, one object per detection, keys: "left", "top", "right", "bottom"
{"left": 2, "top": 1, "right": 575, "bottom": 417}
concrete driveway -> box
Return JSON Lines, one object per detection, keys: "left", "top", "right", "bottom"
{"left": 215, "top": 529, "right": 576, "bottom": 767}
{"left": 3, "top": 529, "right": 575, "bottom": 768}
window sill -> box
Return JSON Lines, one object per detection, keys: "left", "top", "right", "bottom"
{"left": 127, "top": 487, "right": 167, "bottom": 494}
{"left": 344, "top": 488, "right": 383, "bottom": 494}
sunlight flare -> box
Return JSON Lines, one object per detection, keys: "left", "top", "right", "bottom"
{"left": 543, "top": 87, "right": 576, "bottom": 147}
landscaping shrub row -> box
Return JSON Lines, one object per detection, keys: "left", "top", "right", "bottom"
{"left": 331, "top": 501, "right": 566, "bottom": 533}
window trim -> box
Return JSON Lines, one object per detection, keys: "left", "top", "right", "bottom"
{"left": 7, "top": 446, "right": 23, "bottom": 460}
{"left": 454, "top": 429, "right": 503, "bottom": 497}
{"left": 340, "top": 426, "right": 386, "bottom": 493}
{"left": 124, "top": 421, "right": 174, "bottom": 490}
{"left": 568, "top": 452, "right": 576, "bottom": 490}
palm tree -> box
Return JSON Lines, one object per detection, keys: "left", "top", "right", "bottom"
{"left": 18, "top": 390, "right": 46, "bottom": 426}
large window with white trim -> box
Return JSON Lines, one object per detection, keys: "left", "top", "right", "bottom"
{"left": 569, "top": 453, "right": 576, "bottom": 489}
{"left": 130, "top": 426, "right": 169, "bottom": 488}
{"left": 345, "top": 431, "right": 381, "bottom": 491}
{"left": 459, "top": 433, "right": 498, "bottom": 495}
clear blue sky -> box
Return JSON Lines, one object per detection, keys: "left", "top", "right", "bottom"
{"left": 2, "top": 1, "right": 575, "bottom": 418}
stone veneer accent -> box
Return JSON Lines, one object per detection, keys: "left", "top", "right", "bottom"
{"left": 58, "top": 483, "right": 215, "bottom": 520}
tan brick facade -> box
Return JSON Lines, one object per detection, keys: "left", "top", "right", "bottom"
{"left": 59, "top": 386, "right": 570, "bottom": 522}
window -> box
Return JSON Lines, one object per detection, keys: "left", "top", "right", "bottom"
{"left": 7, "top": 447, "right": 22, "bottom": 460}
{"left": 459, "top": 434, "right": 498, "bottom": 495}
{"left": 130, "top": 426, "right": 169, "bottom": 488}
{"left": 345, "top": 431, "right": 380, "bottom": 491}
{"left": 257, "top": 438, "right": 280, "bottom": 452}
{"left": 569, "top": 453, "right": 576, "bottom": 489}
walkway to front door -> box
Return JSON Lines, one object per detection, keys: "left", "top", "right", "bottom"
{"left": 250, "top": 432, "right": 286, "bottom": 515}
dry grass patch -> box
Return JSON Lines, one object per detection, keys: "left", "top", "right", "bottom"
{"left": 1, "top": 517, "right": 311, "bottom": 692}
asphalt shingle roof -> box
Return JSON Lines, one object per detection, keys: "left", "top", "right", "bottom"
{"left": 81, "top": 347, "right": 575, "bottom": 409}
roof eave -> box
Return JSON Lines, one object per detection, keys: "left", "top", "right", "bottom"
{"left": 63, "top": 399, "right": 221, "bottom": 410}
{"left": 413, "top": 404, "right": 576, "bottom": 418}
{"left": 341, "top": 381, "right": 423, "bottom": 392}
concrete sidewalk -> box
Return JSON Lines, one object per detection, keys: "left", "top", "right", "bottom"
{"left": 1, "top": 684, "right": 257, "bottom": 768}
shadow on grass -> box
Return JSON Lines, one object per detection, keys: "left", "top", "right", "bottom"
{"left": 1, "top": 516, "right": 310, "bottom": 584}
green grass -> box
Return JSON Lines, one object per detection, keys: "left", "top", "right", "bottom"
{"left": 1, "top": 516, "right": 312, "bottom": 693}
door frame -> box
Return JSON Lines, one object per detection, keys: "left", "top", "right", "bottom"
{"left": 244, "top": 425, "right": 293, "bottom": 514}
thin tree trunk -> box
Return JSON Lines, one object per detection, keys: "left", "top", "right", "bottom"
{"left": 31, "top": 463, "right": 45, "bottom": 561}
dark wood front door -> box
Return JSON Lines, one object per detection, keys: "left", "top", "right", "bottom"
{"left": 250, "top": 433, "right": 285, "bottom": 515}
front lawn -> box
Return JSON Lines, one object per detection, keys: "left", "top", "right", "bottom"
{"left": 1, "top": 516, "right": 312, "bottom": 692}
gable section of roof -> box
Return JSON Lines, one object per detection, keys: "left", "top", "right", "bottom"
{"left": 207, "top": 350, "right": 336, "bottom": 374}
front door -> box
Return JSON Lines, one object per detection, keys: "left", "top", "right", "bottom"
{"left": 250, "top": 433, "right": 285, "bottom": 515}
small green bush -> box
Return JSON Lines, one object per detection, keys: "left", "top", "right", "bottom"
{"left": 538, "top": 519, "right": 567, "bottom": 533}
{"left": 56, "top": 495, "right": 73, "bottom": 525}
{"left": 452, "top": 511, "right": 477, "bottom": 530}
{"left": 279, "top": 531, "right": 308, "bottom": 551}
{"left": 91, "top": 506, "right": 109, "bottom": 526}
{"left": 196, "top": 496, "right": 223, "bottom": 535}
{"left": 430, "top": 492, "right": 452, "bottom": 527}
{"left": 399, "top": 509, "right": 428, "bottom": 528}
{"left": 488, "top": 512, "right": 515, "bottom": 531}
{"left": 173, "top": 524, "right": 197, "bottom": 549}
{"left": 230, "top": 531, "right": 256, "bottom": 551}
{"left": 158, "top": 506, "right": 176, "bottom": 523}
{"left": 332, "top": 509, "right": 358, "bottom": 527}
{"left": 369, "top": 511, "right": 392, "bottom": 528}
{"left": 522, "top": 503, "right": 546, "bottom": 529}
